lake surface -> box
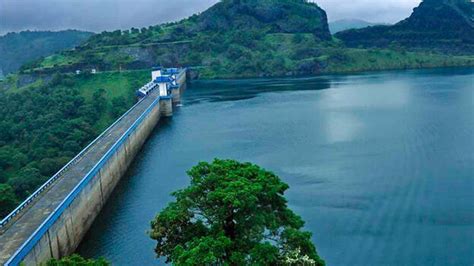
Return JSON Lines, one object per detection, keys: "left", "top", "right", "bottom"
{"left": 77, "top": 68, "right": 474, "bottom": 266}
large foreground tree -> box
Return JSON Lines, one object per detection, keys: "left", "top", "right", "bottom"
{"left": 150, "top": 159, "right": 324, "bottom": 265}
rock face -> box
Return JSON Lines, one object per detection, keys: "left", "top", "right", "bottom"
{"left": 195, "top": 0, "right": 331, "bottom": 40}
{"left": 335, "top": 0, "right": 474, "bottom": 54}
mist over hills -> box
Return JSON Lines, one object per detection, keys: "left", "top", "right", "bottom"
{"left": 336, "top": 0, "right": 474, "bottom": 54}
{"left": 329, "top": 19, "right": 388, "bottom": 34}
{"left": 0, "top": 30, "right": 93, "bottom": 76}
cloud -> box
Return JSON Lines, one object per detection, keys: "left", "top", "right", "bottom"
{"left": 0, "top": 0, "right": 218, "bottom": 34}
{"left": 0, "top": 0, "right": 422, "bottom": 35}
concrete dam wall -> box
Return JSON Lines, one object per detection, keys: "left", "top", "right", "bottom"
{"left": 0, "top": 68, "right": 186, "bottom": 265}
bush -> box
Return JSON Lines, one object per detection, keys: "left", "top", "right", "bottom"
{"left": 46, "top": 254, "right": 109, "bottom": 266}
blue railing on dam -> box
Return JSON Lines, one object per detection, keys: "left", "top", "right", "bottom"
{"left": 4, "top": 94, "right": 161, "bottom": 266}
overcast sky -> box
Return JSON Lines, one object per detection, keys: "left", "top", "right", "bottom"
{"left": 0, "top": 0, "right": 422, "bottom": 36}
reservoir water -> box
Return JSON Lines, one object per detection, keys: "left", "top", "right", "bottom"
{"left": 77, "top": 68, "right": 474, "bottom": 266}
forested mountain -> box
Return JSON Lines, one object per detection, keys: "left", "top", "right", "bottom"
{"left": 329, "top": 19, "right": 386, "bottom": 34}
{"left": 18, "top": 0, "right": 472, "bottom": 79}
{"left": 194, "top": 0, "right": 331, "bottom": 39}
{"left": 0, "top": 30, "right": 93, "bottom": 75}
{"left": 20, "top": 0, "right": 333, "bottom": 78}
{"left": 336, "top": 0, "right": 474, "bottom": 54}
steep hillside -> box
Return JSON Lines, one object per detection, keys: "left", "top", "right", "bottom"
{"left": 19, "top": 0, "right": 472, "bottom": 79}
{"left": 194, "top": 0, "right": 331, "bottom": 39}
{"left": 0, "top": 30, "right": 93, "bottom": 75}
{"left": 18, "top": 0, "right": 342, "bottom": 78}
{"left": 336, "top": 0, "right": 474, "bottom": 54}
{"left": 329, "top": 19, "right": 387, "bottom": 34}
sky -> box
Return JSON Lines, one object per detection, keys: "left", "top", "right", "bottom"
{"left": 0, "top": 0, "right": 422, "bottom": 35}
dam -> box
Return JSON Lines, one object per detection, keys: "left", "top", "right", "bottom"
{"left": 0, "top": 68, "right": 186, "bottom": 265}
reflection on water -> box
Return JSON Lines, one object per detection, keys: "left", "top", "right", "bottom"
{"left": 78, "top": 68, "right": 474, "bottom": 266}
{"left": 324, "top": 112, "right": 363, "bottom": 143}
{"left": 185, "top": 76, "right": 331, "bottom": 104}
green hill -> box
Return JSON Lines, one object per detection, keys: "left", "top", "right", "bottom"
{"left": 194, "top": 0, "right": 331, "bottom": 39}
{"left": 335, "top": 0, "right": 474, "bottom": 54}
{"left": 0, "top": 30, "right": 93, "bottom": 76}
{"left": 19, "top": 0, "right": 473, "bottom": 79}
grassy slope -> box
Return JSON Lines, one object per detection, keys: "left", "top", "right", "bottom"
{"left": 323, "top": 48, "right": 473, "bottom": 74}
{"left": 75, "top": 71, "right": 148, "bottom": 101}
{"left": 75, "top": 70, "right": 149, "bottom": 129}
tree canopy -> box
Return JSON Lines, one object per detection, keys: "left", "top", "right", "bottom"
{"left": 150, "top": 159, "right": 324, "bottom": 265}
{"left": 46, "top": 254, "right": 108, "bottom": 266}
{"left": 0, "top": 71, "right": 147, "bottom": 218}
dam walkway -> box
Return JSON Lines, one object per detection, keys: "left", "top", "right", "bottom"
{"left": 0, "top": 88, "right": 163, "bottom": 265}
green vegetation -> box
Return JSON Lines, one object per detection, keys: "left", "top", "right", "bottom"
{"left": 1, "top": 0, "right": 473, "bottom": 219}
{"left": 0, "top": 30, "right": 93, "bottom": 75}
{"left": 336, "top": 0, "right": 474, "bottom": 55}
{"left": 46, "top": 254, "right": 108, "bottom": 266}
{"left": 0, "top": 70, "right": 148, "bottom": 217}
{"left": 18, "top": 0, "right": 472, "bottom": 79}
{"left": 150, "top": 159, "right": 324, "bottom": 265}
{"left": 322, "top": 48, "right": 473, "bottom": 73}
{"left": 0, "top": 184, "right": 18, "bottom": 217}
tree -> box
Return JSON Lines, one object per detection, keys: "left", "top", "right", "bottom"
{"left": 92, "top": 89, "right": 107, "bottom": 114}
{"left": 46, "top": 254, "right": 109, "bottom": 266}
{"left": 150, "top": 159, "right": 324, "bottom": 265}
{"left": 0, "top": 184, "right": 19, "bottom": 218}
{"left": 110, "top": 97, "right": 128, "bottom": 118}
{"left": 293, "top": 33, "right": 305, "bottom": 44}
{"left": 8, "top": 167, "right": 43, "bottom": 198}
{"left": 131, "top": 28, "right": 140, "bottom": 35}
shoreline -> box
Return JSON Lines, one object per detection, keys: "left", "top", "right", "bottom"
{"left": 189, "top": 64, "right": 474, "bottom": 81}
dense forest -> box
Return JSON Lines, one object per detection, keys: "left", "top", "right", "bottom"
{"left": 0, "top": 30, "right": 93, "bottom": 75}
{"left": 0, "top": 71, "right": 148, "bottom": 217}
